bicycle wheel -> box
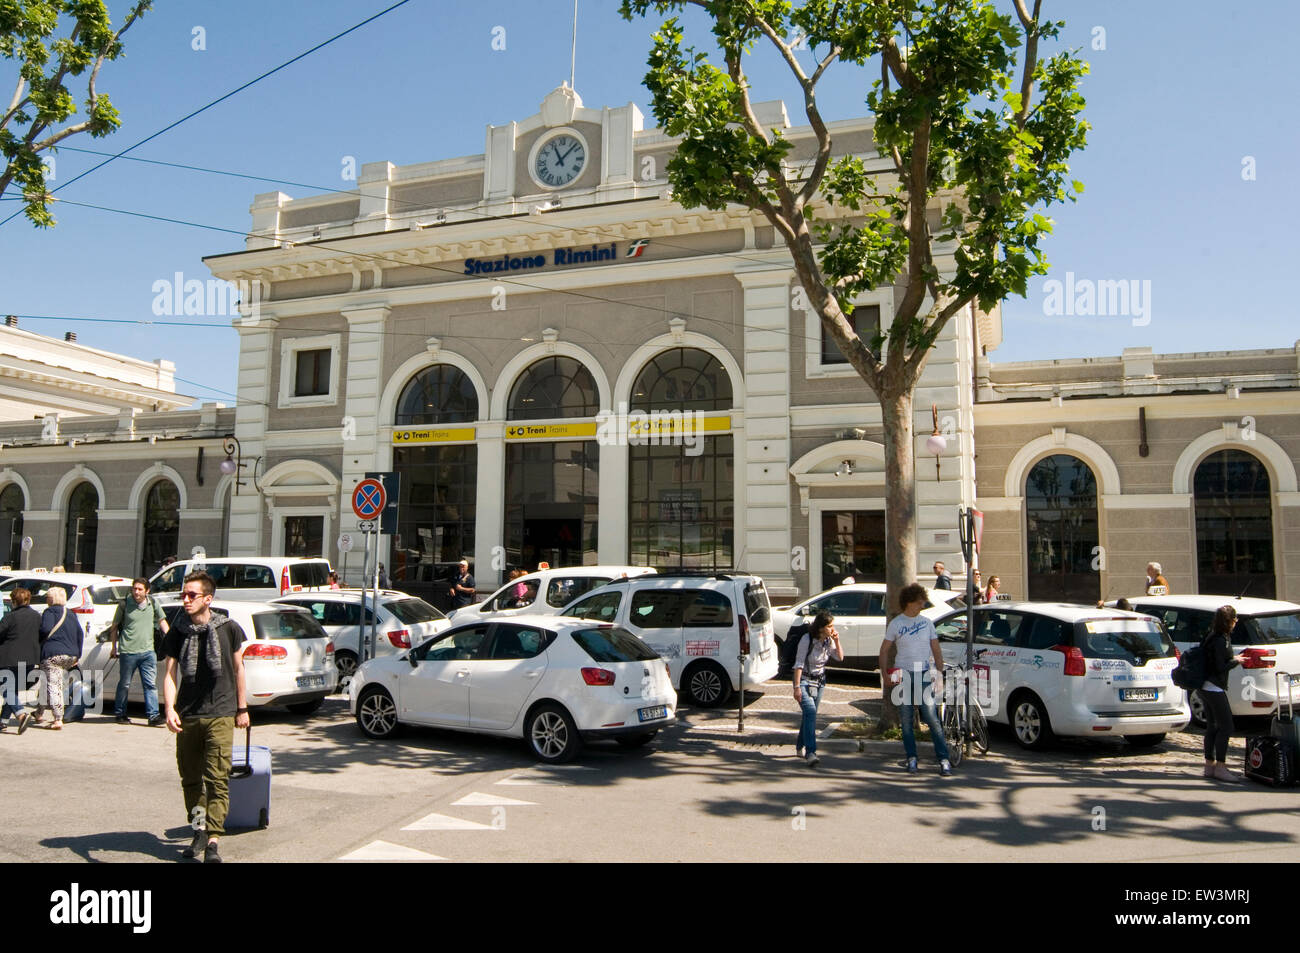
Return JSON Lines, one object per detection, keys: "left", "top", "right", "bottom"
{"left": 969, "top": 702, "right": 990, "bottom": 754}
{"left": 941, "top": 703, "right": 964, "bottom": 766}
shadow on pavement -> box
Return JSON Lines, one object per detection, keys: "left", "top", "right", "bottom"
{"left": 40, "top": 830, "right": 187, "bottom": 863}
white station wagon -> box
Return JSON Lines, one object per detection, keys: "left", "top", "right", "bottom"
{"left": 933, "top": 602, "right": 1190, "bottom": 750}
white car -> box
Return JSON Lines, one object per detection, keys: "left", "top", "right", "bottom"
{"left": 82, "top": 600, "right": 338, "bottom": 716}
{"left": 772, "top": 584, "right": 964, "bottom": 673}
{"left": 272, "top": 589, "right": 449, "bottom": 681}
{"left": 348, "top": 615, "right": 677, "bottom": 763}
{"left": 0, "top": 571, "right": 134, "bottom": 648}
{"left": 1119, "top": 594, "right": 1300, "bottom": 723}
{"left": 150, "top": 556, "right": 334, "bottom": 603}
{"left": 558, "top": 572, "right": 778, "bottom": 708}
{"left": 933, "top": 602, "right": 1190, "bottom": 750}
{"left": 446, "top": 565, "right": 656, "bottom": 624}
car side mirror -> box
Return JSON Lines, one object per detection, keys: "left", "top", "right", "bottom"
{"left": 407, "top": 652, "right": 418, "bottom": 668}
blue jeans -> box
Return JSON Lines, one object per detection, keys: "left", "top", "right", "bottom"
{"left": 898, "top": 670, "right": 950, "bottom": 763}
{"left": 1, "top": 665, "right": 28, "bottom": 721}
{"left": 116, "top": 651, "right": 159, "bottom": 719}
{"left": 797, "top": 680, "right": 824, "bottom": 754}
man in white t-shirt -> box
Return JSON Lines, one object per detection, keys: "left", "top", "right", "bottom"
{"left": 879, "top": 582, "right": 952, "bottom": 777}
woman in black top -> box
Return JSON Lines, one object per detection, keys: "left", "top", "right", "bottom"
{"left": 1201, "top": 605, "right": 1247, "bottom": 782}
{"left": 0, "top": 587, "right": 41, "bottom": 733}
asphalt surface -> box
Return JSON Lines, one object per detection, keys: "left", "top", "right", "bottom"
{"left": 2, "top": 671, "right": 1297, "bottom": 863}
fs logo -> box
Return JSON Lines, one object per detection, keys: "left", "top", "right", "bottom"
{"left": 625, "top": 239, "right": 651, "bottom": 258}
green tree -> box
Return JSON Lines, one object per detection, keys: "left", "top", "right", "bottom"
{"left": 621, "top": 1, "right": 1087, "bottom": 627}
{"left": 1, "top": 0, "right": 151, "bottom": 227}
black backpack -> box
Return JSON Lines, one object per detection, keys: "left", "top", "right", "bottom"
{"left": 1171, "top": 641, "right": 1207, "bottom": 691}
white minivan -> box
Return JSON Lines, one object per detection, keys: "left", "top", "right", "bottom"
{"left": 150, "top": 557, "right": 333, "bottom": 603}
{"left": 559, "top": 572, "right": 778, "bottom": 708}
{"left": 446, "top": 566, "right": 656, "bottom": 624}
{"left": 933, "top": 602, "right": 1190, "bottom": 750}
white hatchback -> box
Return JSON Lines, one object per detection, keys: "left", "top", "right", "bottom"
{"left": 933, "top": 602, "right": 1190, "bottom": 750}
{"left": 272, "top": 589, "right": 449, "bottom": 682}
{"left": 0, "top": 572, "right": 134, "bottom": 649}
{"left": 348, "top": 615, "right": 676, "bottom": 762}
{"left": 1120, "top": 594, "right": 1300, "bottom": 722}
{"left": 82, "top": 601, "right": 338, "bottom": 716}
{"left": 772, "top": 583, "right": 964, "bottom": 673}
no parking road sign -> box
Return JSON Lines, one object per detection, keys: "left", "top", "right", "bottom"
{"left": 352, "top": 479, "right": 386, "bottom": 521}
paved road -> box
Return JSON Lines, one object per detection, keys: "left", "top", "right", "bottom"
{"left": 2, "top": 674, "right": 1296, "bottom": 863}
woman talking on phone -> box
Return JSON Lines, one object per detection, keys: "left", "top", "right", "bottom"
{"left": 792, "top": 611, "right": 842, "bottom": 768}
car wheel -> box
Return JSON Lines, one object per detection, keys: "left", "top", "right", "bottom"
{"left": 1188, "top": 690, "right": 1206, "bottom": 728}
{"left": 286, "top": 698, "right": 324, "bottom": 716}
{"left": 1125, "top": 733, "right": 1166, "bottom": 748}
{"left": 615, "top": 731, "right": 657, "bottom": 748}
{"left": 684, "top": 660, "right": 732, "bottom": 708}
{"left": 356, "top": 686, "right": 401, "bottom": 739}
{"left": 526, "top": 703, "right": 582, "bottom": 763}
{"left": 334, "top": 651, "right": 359, "bottom": 683}
{"left": 1010, "top": 693, "right": 1054, "bottom": 751}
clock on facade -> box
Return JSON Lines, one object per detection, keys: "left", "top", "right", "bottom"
{"left": 531, "top": 131, "right": 587, "bottom": 189}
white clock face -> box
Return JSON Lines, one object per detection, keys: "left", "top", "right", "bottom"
{"left": 533, "top": 133, "right": 586, "bottom": 188}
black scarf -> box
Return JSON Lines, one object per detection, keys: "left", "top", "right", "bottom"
{"left": 180, "top": 619, "right": 224, "bottom": 680}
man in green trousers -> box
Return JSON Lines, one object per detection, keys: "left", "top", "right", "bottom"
{"left": 162, "top": 571, "right": 249, "bottom": 864}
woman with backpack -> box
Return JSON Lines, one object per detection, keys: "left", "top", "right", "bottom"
{"left": 792, "top": 611, "right": 842, "bottom": 767}
{"left": 1201, "top": 605, "right": 1248, "bottom": 782}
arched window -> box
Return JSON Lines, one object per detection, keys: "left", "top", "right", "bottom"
{"left": 141, "top": 480, "right": 180, "bottom": 577}
{"left": 508, "top": 356, "right": 599, "bottom": 420}
{"left": 395, "top": 364, "right": 478, "bottom": 425}
{"left": 628, "top": 348, "right": 735, "bottom": 572}
{"left": 0, "top": 484, "right": 22, "bottom": 567}
{"left": 1194, "top": 449, "right": 1275, "bottom": 598}
{"left": 64, "top": 481, "right": 99, "bottom": 573}
{"left": 630, "top": 347, "right": 732, "bottom": 413}
{"left": 1025, "top": 454, "right": 1099, "bottom": 603}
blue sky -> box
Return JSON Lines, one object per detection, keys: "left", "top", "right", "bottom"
{"left": 2, "top": 0, "right": 1297, "bottom": 406}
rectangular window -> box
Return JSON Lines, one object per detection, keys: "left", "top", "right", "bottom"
{"left": 821, "top": 304, "right": 880, "bottom": 365}
{"left": 284, "top": 518, "right": 324, "bottom": 559}
{"left": 294, "top": 348, "right": 331, "bottom": 397}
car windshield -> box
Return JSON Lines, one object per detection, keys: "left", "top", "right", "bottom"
{"left": 1078, "top": 618, "right": 1175, "bottom": 663}
{"left": 572, "top": 626, "right": 660, "bottom": 663}
{"left": 744, "top": 582, "right": 771, "bottom": 624}
{"left": 289, "top": 562, "right": 331, "bottom": 588}
{"left": 1237, "top": 612, "right": 1300, "bottom": 646}
{"left": 252, "top": 611, "right": 326, "bottom": 640}
{"left": 383, "top": 597, "right": 445, "bottom": 624}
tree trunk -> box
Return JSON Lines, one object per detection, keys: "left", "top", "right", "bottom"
{"left": 878, "top": 386, "right": 916, "bottom": 728}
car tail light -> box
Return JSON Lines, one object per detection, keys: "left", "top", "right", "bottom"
{"left": 1241, "top": 648, "right": 1276, "bottom": 669}
{"left": 387, "top": 629, "right": 411, "bottom": 648}
{"left": 72, "top": 591, "right": 95, "bottom": 614}
{"left": 280, "top": 566, "right": 290, "bottom": 595}
{"left": 739, "top": 614, "right": 750, "bottom": 655}
{"left": 1050, "top": 644, "right": 1087, "bottom": 676}
{"left": 581, "top": 667, "right": 616, "bottom": 686}
{"left": 243, "top": 643, "right": 288, "bottom": 660}
{"left": 325, "top": 641, "right": 335, "bottom": 656}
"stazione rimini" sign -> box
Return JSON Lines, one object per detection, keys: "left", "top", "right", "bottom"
{"left": 462, "top": 239, "right": 650, "bottom": 276}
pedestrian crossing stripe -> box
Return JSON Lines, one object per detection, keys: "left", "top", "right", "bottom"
{"left": 340, "top": 840, "right": 445, "bottom": 861}
{"left": 402, "top": 812, "right": 498, "bottom": 831}
{"left": 451, "top": 792, "right": 537, "bottom": 806}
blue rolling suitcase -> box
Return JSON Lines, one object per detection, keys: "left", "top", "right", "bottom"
{"left": 227, "top": 726, "right": 272, "bottom": 830}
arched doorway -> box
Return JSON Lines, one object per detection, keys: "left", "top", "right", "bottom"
{"left": 1194, "top": 449, "right": 1275, "bottom": 598}
{"left": 505, "top": 356, "right": 600, "bottom": 571}
{"left": 627, "top": 347, "right": 734, "bottom": 571}
{"left": 392, "top": 364, "right": 479, "bottom": 605}
{"left": 0, "top": 484, "right": 22, "bottom": 567}
{"left": 141, "top": 480, "right": 181, "bottom": 577}
{"left": 64, "top": 482, "right": 99, "bottom": 573}
{"left": 1025, "top": 454, "right": 1099, "bottom": 603}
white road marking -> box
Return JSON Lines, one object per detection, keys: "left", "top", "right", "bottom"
{"left": 340, "top": 840, "right": 445, "bottom": 861}
{"left": 451, "top": 792, "right": 537, "bottom": 806}
{"left": 402, "top": 812, "right": 497, "bottom": 831}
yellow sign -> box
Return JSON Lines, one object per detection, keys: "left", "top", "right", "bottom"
{"left": 626, "top": 412, "right": 732, "bottom": 438}
{"left": 392, "top": 427, "right": 476, "bottom": 445}
{"left": 504, "top": 422, "right": 599, "bottom": 440}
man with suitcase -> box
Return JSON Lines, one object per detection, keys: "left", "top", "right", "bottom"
{"left": 162, "top": 571, "right": 249, "bottom": 864}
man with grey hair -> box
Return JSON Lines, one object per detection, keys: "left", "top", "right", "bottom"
{"left": 1145, "top": 562, "right": 1171, "bottom": 595}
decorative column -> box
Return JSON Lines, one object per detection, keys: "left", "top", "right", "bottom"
{"left": 340, "top": 306, "right": 390, "bottom": 567}
{"left": 229, "top": 314, "right": 277, "bottom": 554}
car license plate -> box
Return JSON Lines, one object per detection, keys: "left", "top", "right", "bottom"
{"left": 297, "top": 675, "right": 325, "bottom": 688}
{"left": 1122, "top": 688, "right": 1157, "bottom": 702}
{"left": 637, "top": 705, "right": 667, "bottom": 723}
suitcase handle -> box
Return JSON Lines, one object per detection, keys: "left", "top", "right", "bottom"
{"left": 230, "top": 724, "right": 253, "bottom": 779}
{"left": 1277, "top": 672, "right": 1297, "bottom": 721}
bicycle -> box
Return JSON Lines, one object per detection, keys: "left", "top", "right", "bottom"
{"left": 940, "top": 662, "right": 990, "bottom": 764}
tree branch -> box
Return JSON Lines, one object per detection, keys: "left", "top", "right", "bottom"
{"left": 1014, "top": 0, "right": 1043, "bottom": 126}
